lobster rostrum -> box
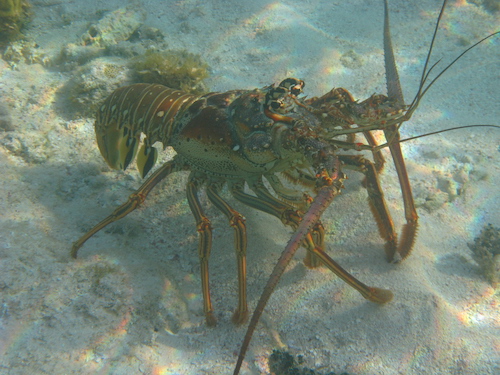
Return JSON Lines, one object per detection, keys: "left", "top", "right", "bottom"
{"left": 70, "top": 0, "right": 499, "bottom": 373}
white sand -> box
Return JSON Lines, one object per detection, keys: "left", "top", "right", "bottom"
{"left": 0, "top": 0, "right": 499, "bottom": 374}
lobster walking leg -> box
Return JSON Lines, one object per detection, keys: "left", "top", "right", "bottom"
{"left": 379, "top": 0, "right": 499, "bottom": 260}
{"left": 231, "top": 182, "right": 300, "bottom": 226}
{"left": 303, "top": 222, "right": 325, "bottom": 268}
{"left": 382, "top": 0, "right": 418, "bottom": 261}
{"left": 251, "top": 179, "right": 324, "bottom": 268}
{"left": 306, "top": 245, "right": 394, "bottom": 303}
{"left": 186, "top": 175, "right": 216, "bottom": 326}
{"left": 71, "top": 159, "right": 182, "bottom": 258}
{"left": 258, "top": 177, "right": 325, "bottom": 268}
{"left": 231, "top": 182, "right": 322, "bottom": 266}
{"left": 232, "top": 178, "right": 391, "bottom": 302}
{"left": 233, "top": 168, "right": 393, "bottom": 374}
{"left": 232, "top": 183, "right": 340, "bottom": 375}
{"left": 384, "top": 135, "right": 419, "bottom": 261}
{"left": 339, "top": 155, "right": 398, "bottom": 261}
{"left": 363, "top": 130, "right": 385, "bottom": 174}
{"left": 231, "top": 181, "right": 323, "bottom": 263}
{"left": 206, "top": 184, "right": 249, "bottom": 324}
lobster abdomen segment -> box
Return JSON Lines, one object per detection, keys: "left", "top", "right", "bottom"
{"left": 95, "top": 83, "right": 200, "bottom": 177}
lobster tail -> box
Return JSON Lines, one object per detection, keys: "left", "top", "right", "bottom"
{"left": 136, "top": 143, "right": 158, "bottom": 179}
{"left": 94, "top": 83, "right": 200, "bottom": 178}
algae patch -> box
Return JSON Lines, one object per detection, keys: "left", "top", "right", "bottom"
{"left": 63, "top": 57, "right": 133, "bottom": 117}
{"left": 468, "top": 224, "right": 500, "bottom": 287}
{"left": 130, "top": 49, "right": 210, "bottom": 94}
{"left": 62, "top": 48, "right": 211, "bottom": 117}
{"left": 0, "top": 0, "right": 31, "bottom": 45}
{"left": 52, "top": 4, "right": 210, "bottom": 117}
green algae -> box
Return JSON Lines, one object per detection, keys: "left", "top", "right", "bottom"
{"left": 0, "top": 0, "right": 31, "bottom": 45}
{"left": 469, "top": 224, "right": 500, "bottom": 287}
{"left": 130, "top": 49, "right": 210, "bottom": 94}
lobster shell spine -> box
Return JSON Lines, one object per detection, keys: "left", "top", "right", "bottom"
{"left": 95, "top": 83, "right": 200, "bottom": 177}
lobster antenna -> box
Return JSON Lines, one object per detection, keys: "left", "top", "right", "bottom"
{"left": 400, "top": 30, "right": 500, "bottom": 135}
{"left": 384, "top": 0, "right": 499, "bottom": 144}
{"left": 381, "top": 0, "right": 447, "bottom": 149}
{"left": 383, "top": 0, "right": 404, "bottom": 105}
{"left": 233, "top": 182, "right": 341, "bottom": 375}
{"left": 408, "top": 0, "right": 448, "bottom": 109}
{"left": 370, "top": 124, "right": 500, "bottom": 151}
{"left": 394, "top": 125, "right": 500, "bottom": 145}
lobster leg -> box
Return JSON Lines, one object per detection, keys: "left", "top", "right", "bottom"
{"left": 186, "top": 174, "right": 216, "bottom": 326}
{"left": 363, "top": 130, "right": 385, "bottom": 174}
{"left": 206, "top": 183, "right": 249, "bottom": 324}
{"left": 232, "top": 183, "right": 339, "bottom": 375}
{"left": 384, "top": 134, "right": 418, "bottom": 261}
{"left": 232, "top": 180, "right": 323, "bottom": 264}
{"left": 254, "top": 179, "right": 325, "bottom": 268}
{"left": 339, "top": 155, "right": 397, "bottom": 260}
{"left": 260, "top": 175, "right": 325, "bottom": 267}
{"left": 304, "top": 222, "right": 325, "bottom": 268}
{"left": 255, "top": 179, "right": 328, "bottom": 268}
{"left": 250, "top": 177, "right": 393, "bottom": 302}
{"left": 379, "top": 0, "right": 498, "bottom": 260}
{"left": 233, "top": 176, "right": 393, "bottom": 374}
{"left": 231, "top": 181, "right": 321, "bottom": 264}
{"left": 231, "top": 178, "right": 390, "bottom": 302}
{"left": 71, "top": 159, "right": 182, "bottom": 258}
{"left": 382, "top": 0, "right": 418, "bottom": 261}
{"left": 231, "top": 180, "right": 300, "bottom": 228}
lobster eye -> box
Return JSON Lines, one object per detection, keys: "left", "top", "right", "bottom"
{"left": 270, "top": 101, "right": 282, "bottom": 110}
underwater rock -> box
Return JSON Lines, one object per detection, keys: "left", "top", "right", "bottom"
{"left": 469, "top": 0, "right": 500, "bottom": 14}
{"left": 0, "top": 102, "right": 14, "bottom": 131}
{"left": 268, "top": 350, "right": 349, "bottom": 375}
{"left": 339, "top": 50, "right": 364, "bottom": 70}
{"left": 81, "top": 6, "right": 146, "bottom": 48}
{"left": 412, "top": 155, "right": 474, "bottom": 213}
{"left": 0, "top": 132, "right": 52, "bottom": 164}
{"left": 55, "top": 41, "right": 147, "bottom": 71}
{"left": 130, "top": 49, "right": 210, "bottom": 94}
{"left": 2, "top": 39, "right": 49, "bottom": 67}
{"left": 64, "top": 57, "right": 133, "bottom": 116}
{"left": 55, "top": 42, "right": 104, "bottom": 69}
{"left": 133, "top": 25, "right": 166, "bottom": 42}
{"left": 468, "top": 224, "right": 500, "bottom": 287}
{"left": 56, "top": 23, "right": 167, "bottom": 70}
{"left": 59, "top": 47, "right": 210, "bottom": 117}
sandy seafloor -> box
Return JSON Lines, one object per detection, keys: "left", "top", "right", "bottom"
{"left": 0, "top": 0, "right": 499, "bottom": 374}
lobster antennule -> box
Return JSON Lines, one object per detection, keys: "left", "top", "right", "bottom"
{"left": 94, "top": 83, "right": 199, "bottom": 177}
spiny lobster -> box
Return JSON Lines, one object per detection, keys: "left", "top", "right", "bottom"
{"left": 71, "top": 0, "right": 498, "bottom": 373}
